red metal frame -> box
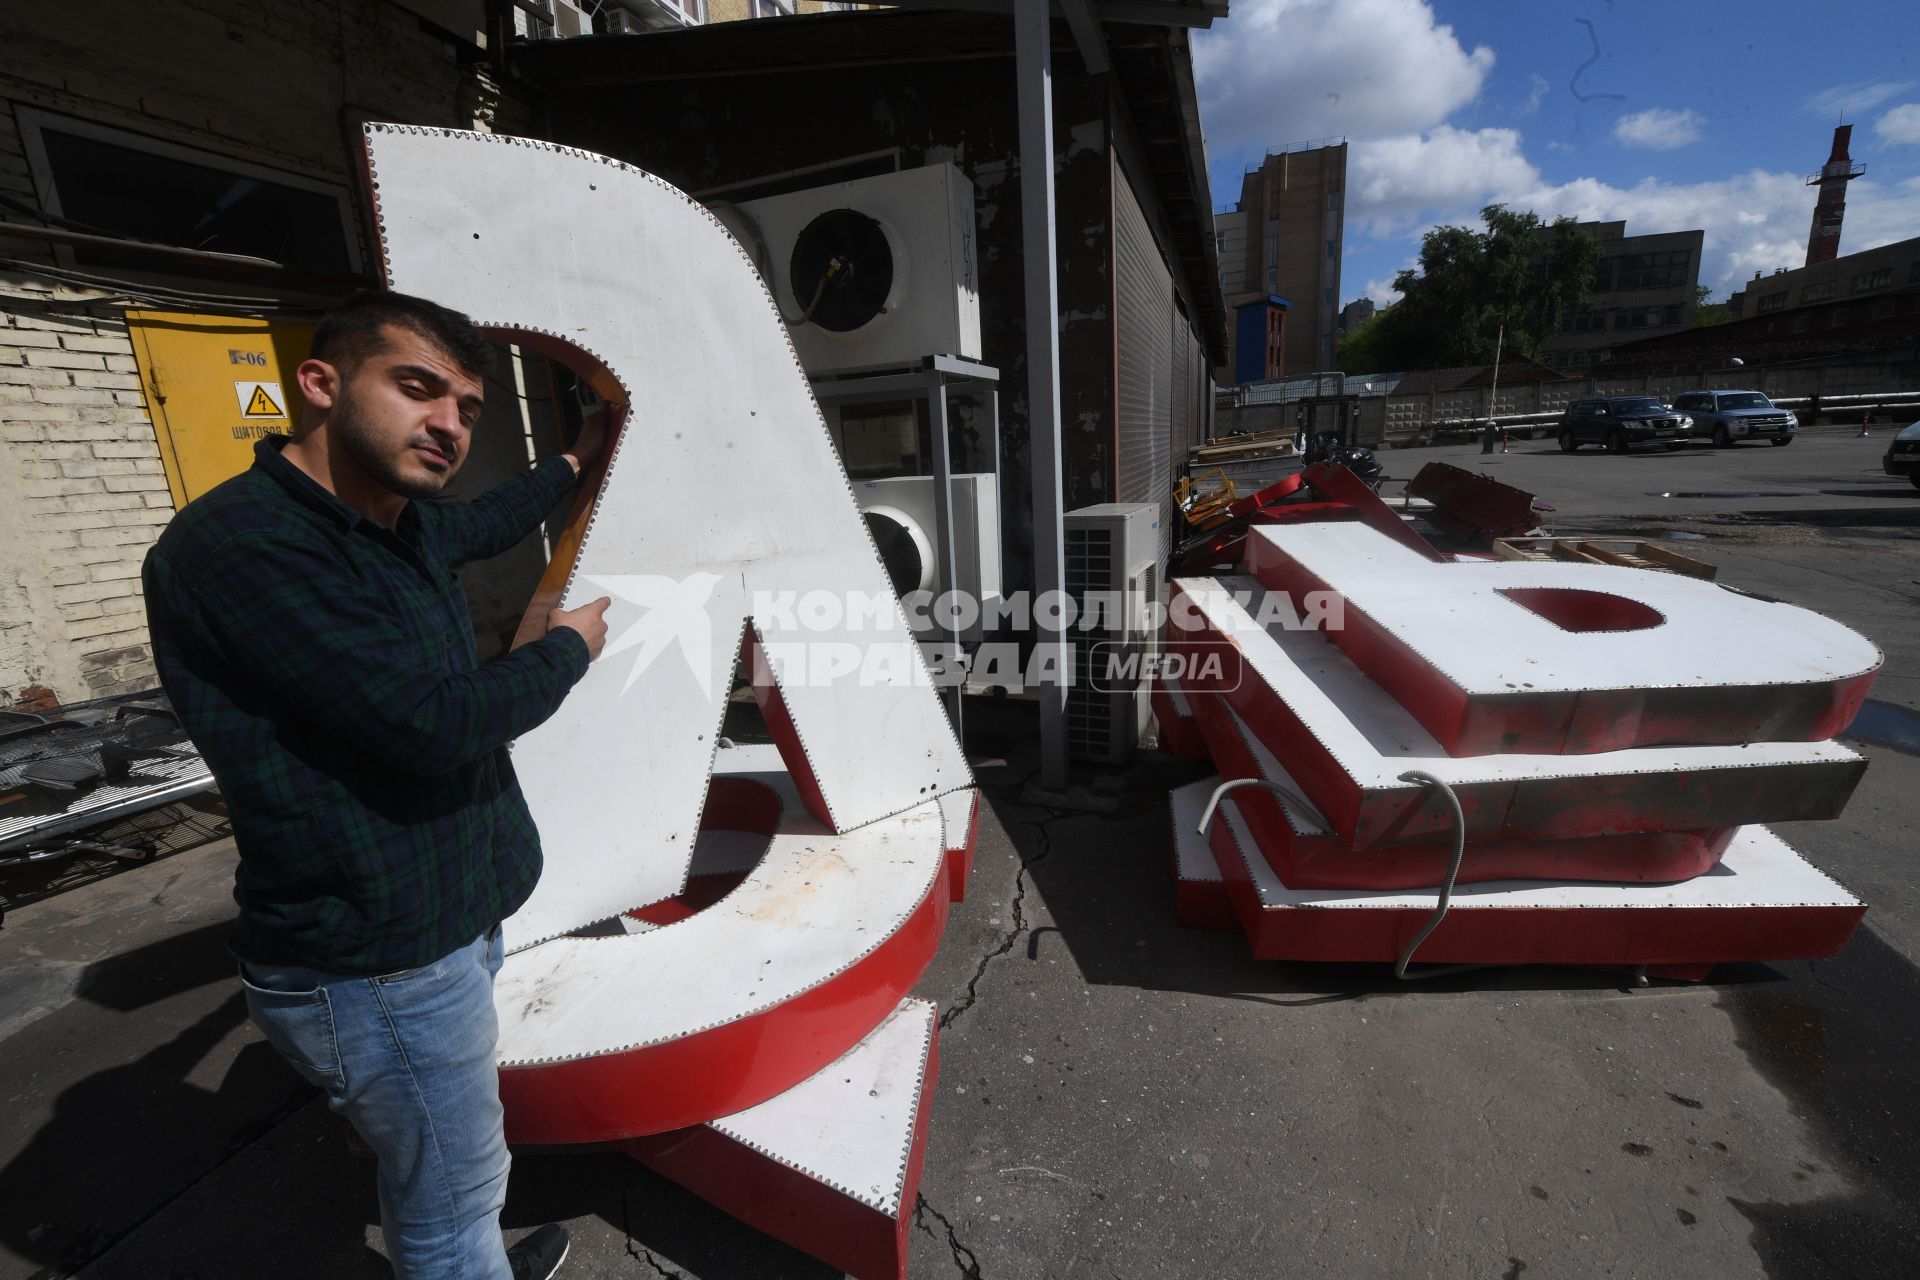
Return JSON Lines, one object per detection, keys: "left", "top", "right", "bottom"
{"left": 622, "top": 1024, "right": 939, "bottom": 1280}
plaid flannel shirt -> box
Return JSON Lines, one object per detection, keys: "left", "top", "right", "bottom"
{"left": 144, "top": 436, "right": 587, "bottom": 975}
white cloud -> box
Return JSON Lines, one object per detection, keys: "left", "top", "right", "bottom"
{"left": 1523, "top": 73, "right": 1549, "bottom": 115}
{"left": 1803, "top": 81, "right": 1916, "bottom": 119}
{"left": 1612, "top": 108, "right": 1706, "bottom": 151}
{"left": 1194, "top": 0, "right": 1495, "bottom": 163}
{"left": 1350, "top": 126, "right": 1538, "bottom": 236}
{"left": 1875, "top": 103, "right": 1920, "bottom": 146}
{"left": 1498, "top": 171, "right": 1918, "bottom": 295}
{"left": 1361, "top": 273, "right": 1407, "bottom": 307}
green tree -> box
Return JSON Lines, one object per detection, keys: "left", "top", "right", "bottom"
{"left": 1335, "top": 310, "right": 1390, "bottom": 374}
{"left": 1355, "top": 206, "right": 1601, "bottom": 370}
{"left": 1691, "top": 284, "right": 1732, "bottom": 327}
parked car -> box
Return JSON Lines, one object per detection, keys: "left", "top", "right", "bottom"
{"left": 1884, "top": 418, "right": 1920, "bottom": 489}
{"left": 1671, "top": 389, "right": 1798, "bottom": 447}
{"left": 1557, "top": 396, "right": 1691, "bottom": 454}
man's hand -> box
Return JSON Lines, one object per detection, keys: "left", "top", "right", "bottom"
{"left": 562, "top": 407, "right": 614, "bottom": 477}
{"left": 548, "top": 596, "right": 612, "bottom": 660}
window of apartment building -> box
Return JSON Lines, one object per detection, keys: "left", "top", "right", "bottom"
{"left": 1618, "top": 306, "right": 1680, "bottom": 330}
{"left": 1560, "top": 309, "right": 1610, "bottom": 334}
{"left": 1791, "top": 313, "right": 1812, "bottom": 334}
{"left": 1326, "top": 238, "right": 1336, "bottom": 263}
{"left": 1871, "top": 298, "right": 1897, "bottom": 320}
{"left": 1615, "top": 250, "right": 1690, "bottom": 290}
{"left": 752, "top": 0, "right": 796, "bottom": 15}
{"left": 654, "top": 0, "right": 708, "bottom": 21}
{"left": 1591, "top": 258, "right": 1615, "bottom": 291}
{"left": 1827, "top": 307, "right": 1850, "bottom": 328}
{"left": 1800, "top": 281, "right": 1836, "bottom": 303}
{"left": 16, "top": 107, "right": 360, "bottom": 279}
{"left": 1850, "top": 267, "right": 1892, "bottom": 293}
{"left": 1756, "top": 291, "right": 1788, "bottom": 313}
{"left": 1264, "top": 218, "right": 1278, "bottom": 268}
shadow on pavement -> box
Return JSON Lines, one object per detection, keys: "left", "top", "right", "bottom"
{"left": 0, "top": 922, "right": 312, "bottom": 1277}
{"left": 1719, "top": 927, "right": 1920, "bottom": 1279}
{"left": 504, "top": 1150, "right": 840, "bottom": 1279}
{"left": 962, "top": 699, "right": 1784, "bottom": 1006}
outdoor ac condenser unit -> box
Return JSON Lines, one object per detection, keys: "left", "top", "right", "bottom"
{"left": 852, "top": 474, "right": 1001, "bottom": 639}
{"left": 714, "top": 164, "right": 981, "bottom": 375}
{"left": 527, "top": 0, "right": 591, "bottom": 38}
{"left": 1063, "top": 503, "right": 1162, "bottom": 764}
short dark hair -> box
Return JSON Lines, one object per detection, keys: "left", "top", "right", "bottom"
{"left": 311, "top": 290, "right": 494, "bottom": 380}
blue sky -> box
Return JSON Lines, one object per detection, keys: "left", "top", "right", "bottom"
{"left": 1193, "top": 0, "right": 1920, "bottom": 305}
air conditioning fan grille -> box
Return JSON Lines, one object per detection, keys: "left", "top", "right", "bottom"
{"left": 790, "top": 209, "right": 894, "bottom": 332}
{"left": 1065, "top": 527, "right": 1119, "bottom": 756}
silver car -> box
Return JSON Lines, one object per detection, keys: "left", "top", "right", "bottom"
{"left": 1671, "top": 390, "right": 1798, "bottom": 447}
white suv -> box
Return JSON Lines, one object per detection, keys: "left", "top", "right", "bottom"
{"left": 1672, "top": 390, "right": 1798, "bottom": 448}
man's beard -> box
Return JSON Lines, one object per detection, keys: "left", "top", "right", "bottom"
{"left": 331, "top": 380, "right": 451, "bottom": 500}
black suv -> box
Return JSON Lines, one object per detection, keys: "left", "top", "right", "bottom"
{"left": 1557, "top": 396, "right": 1691, "bottom": 454}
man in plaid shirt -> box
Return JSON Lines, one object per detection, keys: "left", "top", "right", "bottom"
{"left": 144, "top": 292, "right": 606, "bottom": 1280}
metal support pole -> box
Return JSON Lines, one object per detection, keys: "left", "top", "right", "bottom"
{"left": 1017, "top": 2, "right": 1070, "bottom": 788}
{"left": 928, "top": 373, "right": 964, "bottom": 739}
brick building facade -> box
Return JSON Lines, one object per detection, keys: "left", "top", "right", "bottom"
{"left": 0, "top": 0, "right": 528, "bottom": 707}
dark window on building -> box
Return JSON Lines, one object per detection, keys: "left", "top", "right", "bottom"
{"left": 1615, "top": 250, "right": 1690, "bottom": 290}
{"left": 1850, "top": 268, "right": 1892, "bottom": 293}
{"left": 1801, "top": 281, "right": 1835, "bottom": 303}
{"left": 1618, "top": 306, "right": 1679, "bottom": 330}
{"left": 1790, "top": 313, "right": 1811, "bottom": 334}
{"left": 18, "top": 108, "right": 359, "bottom": 279}
{"left": 1561, "top": 309, "right": 1610, "bottom": 334}
{"left": 1871, "top": 298, "right": 1897, "bottom": 320}
{"left": 1756, "top": 292, "right": 1788, "bottom": 313}
{"left": 1828, "top": 307, "right": 1850, "bottom": 328}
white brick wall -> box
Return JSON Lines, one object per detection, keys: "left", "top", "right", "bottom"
{"left": 0, "top": 0, "right": 512, "bottom": 708}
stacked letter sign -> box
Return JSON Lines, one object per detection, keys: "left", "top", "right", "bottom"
{"left": 363, "top": 124, "right": 981, "bottom": 1279}
{"left": 1163, "top": 510, "right": 1880, "bottom": 974}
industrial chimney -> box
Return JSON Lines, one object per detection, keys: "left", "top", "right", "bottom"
{"left": 1804, "top": 125, "right": 1864, "bottom": 267}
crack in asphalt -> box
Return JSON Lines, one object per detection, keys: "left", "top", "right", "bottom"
{"left": 618, "top": 1186, "right": 685, "bottom": 1277}
{"left": 939, "top": 804, "right": 1070, "bottom": 1030}
{"left": 915, "top": 1193, "right": 984, "bottom": 1279}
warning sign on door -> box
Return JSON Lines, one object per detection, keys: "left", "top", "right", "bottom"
{"left": 234, "top": 381, "right": 286, "bottom": 418}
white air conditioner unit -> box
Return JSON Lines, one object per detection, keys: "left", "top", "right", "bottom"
{"left": 852, "top": 474, "right": 1001, "bottom": 639}
{"left": 527, "top": 0, "right": 591, "bottom": 39}
{"left": 603, "top": 0, "right": 706, "bottom": 33}
{"left": 713, "top": 164, "right": 981, "bottom": 375}
{"left": 1063, "top": 503, "right": 1162, "bottom": 764}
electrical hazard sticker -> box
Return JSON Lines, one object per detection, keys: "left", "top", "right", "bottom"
{"left": 234, "top": 381, "right": 287, "bottom": 418}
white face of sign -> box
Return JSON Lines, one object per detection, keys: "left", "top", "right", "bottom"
{"left": 362, "top": 125, "right": 972, "bottom": 951}
{"left": 1242, "top": 522, "right": 1880, "bottom": 754}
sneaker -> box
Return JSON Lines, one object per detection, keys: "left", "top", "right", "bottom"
{"left": 507, "top": 1223, "right": 569, "bottom": 1280}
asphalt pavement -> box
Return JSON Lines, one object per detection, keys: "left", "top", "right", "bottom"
{"left": 0, "top": 423, "right": 1914, "bottom": 1279}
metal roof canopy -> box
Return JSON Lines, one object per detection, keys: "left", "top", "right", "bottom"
{"left": 509, "top": 2, "right": 1229, "bottom": 787}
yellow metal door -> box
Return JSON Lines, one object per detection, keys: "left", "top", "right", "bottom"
{"left": 126, "top": 311, "right": 315, "bottom": 508}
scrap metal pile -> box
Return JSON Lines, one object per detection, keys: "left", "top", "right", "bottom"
{"left": 1156, "top": 475, "right": 1879, "bottom": 978}
{"left": 0, "top": 692, "right": 214, "bottom": 869}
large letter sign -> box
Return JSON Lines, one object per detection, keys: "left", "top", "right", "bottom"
{"left": 1166, "top": 520, "right": 1876, "bottom": 970}
{"left": 363, "top": 124, "right": 979, "bottom": 1279}
{"left": 1244, "top": 522, "right": 1880, "bottom": 754}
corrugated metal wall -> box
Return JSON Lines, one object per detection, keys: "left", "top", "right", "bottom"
{"left": 1114, "top": 157, "right": 1205, "bottom": 566}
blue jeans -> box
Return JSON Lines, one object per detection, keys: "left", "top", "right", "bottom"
{"left": 240, "top": 929, "right": 512, "bottom": 1280}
